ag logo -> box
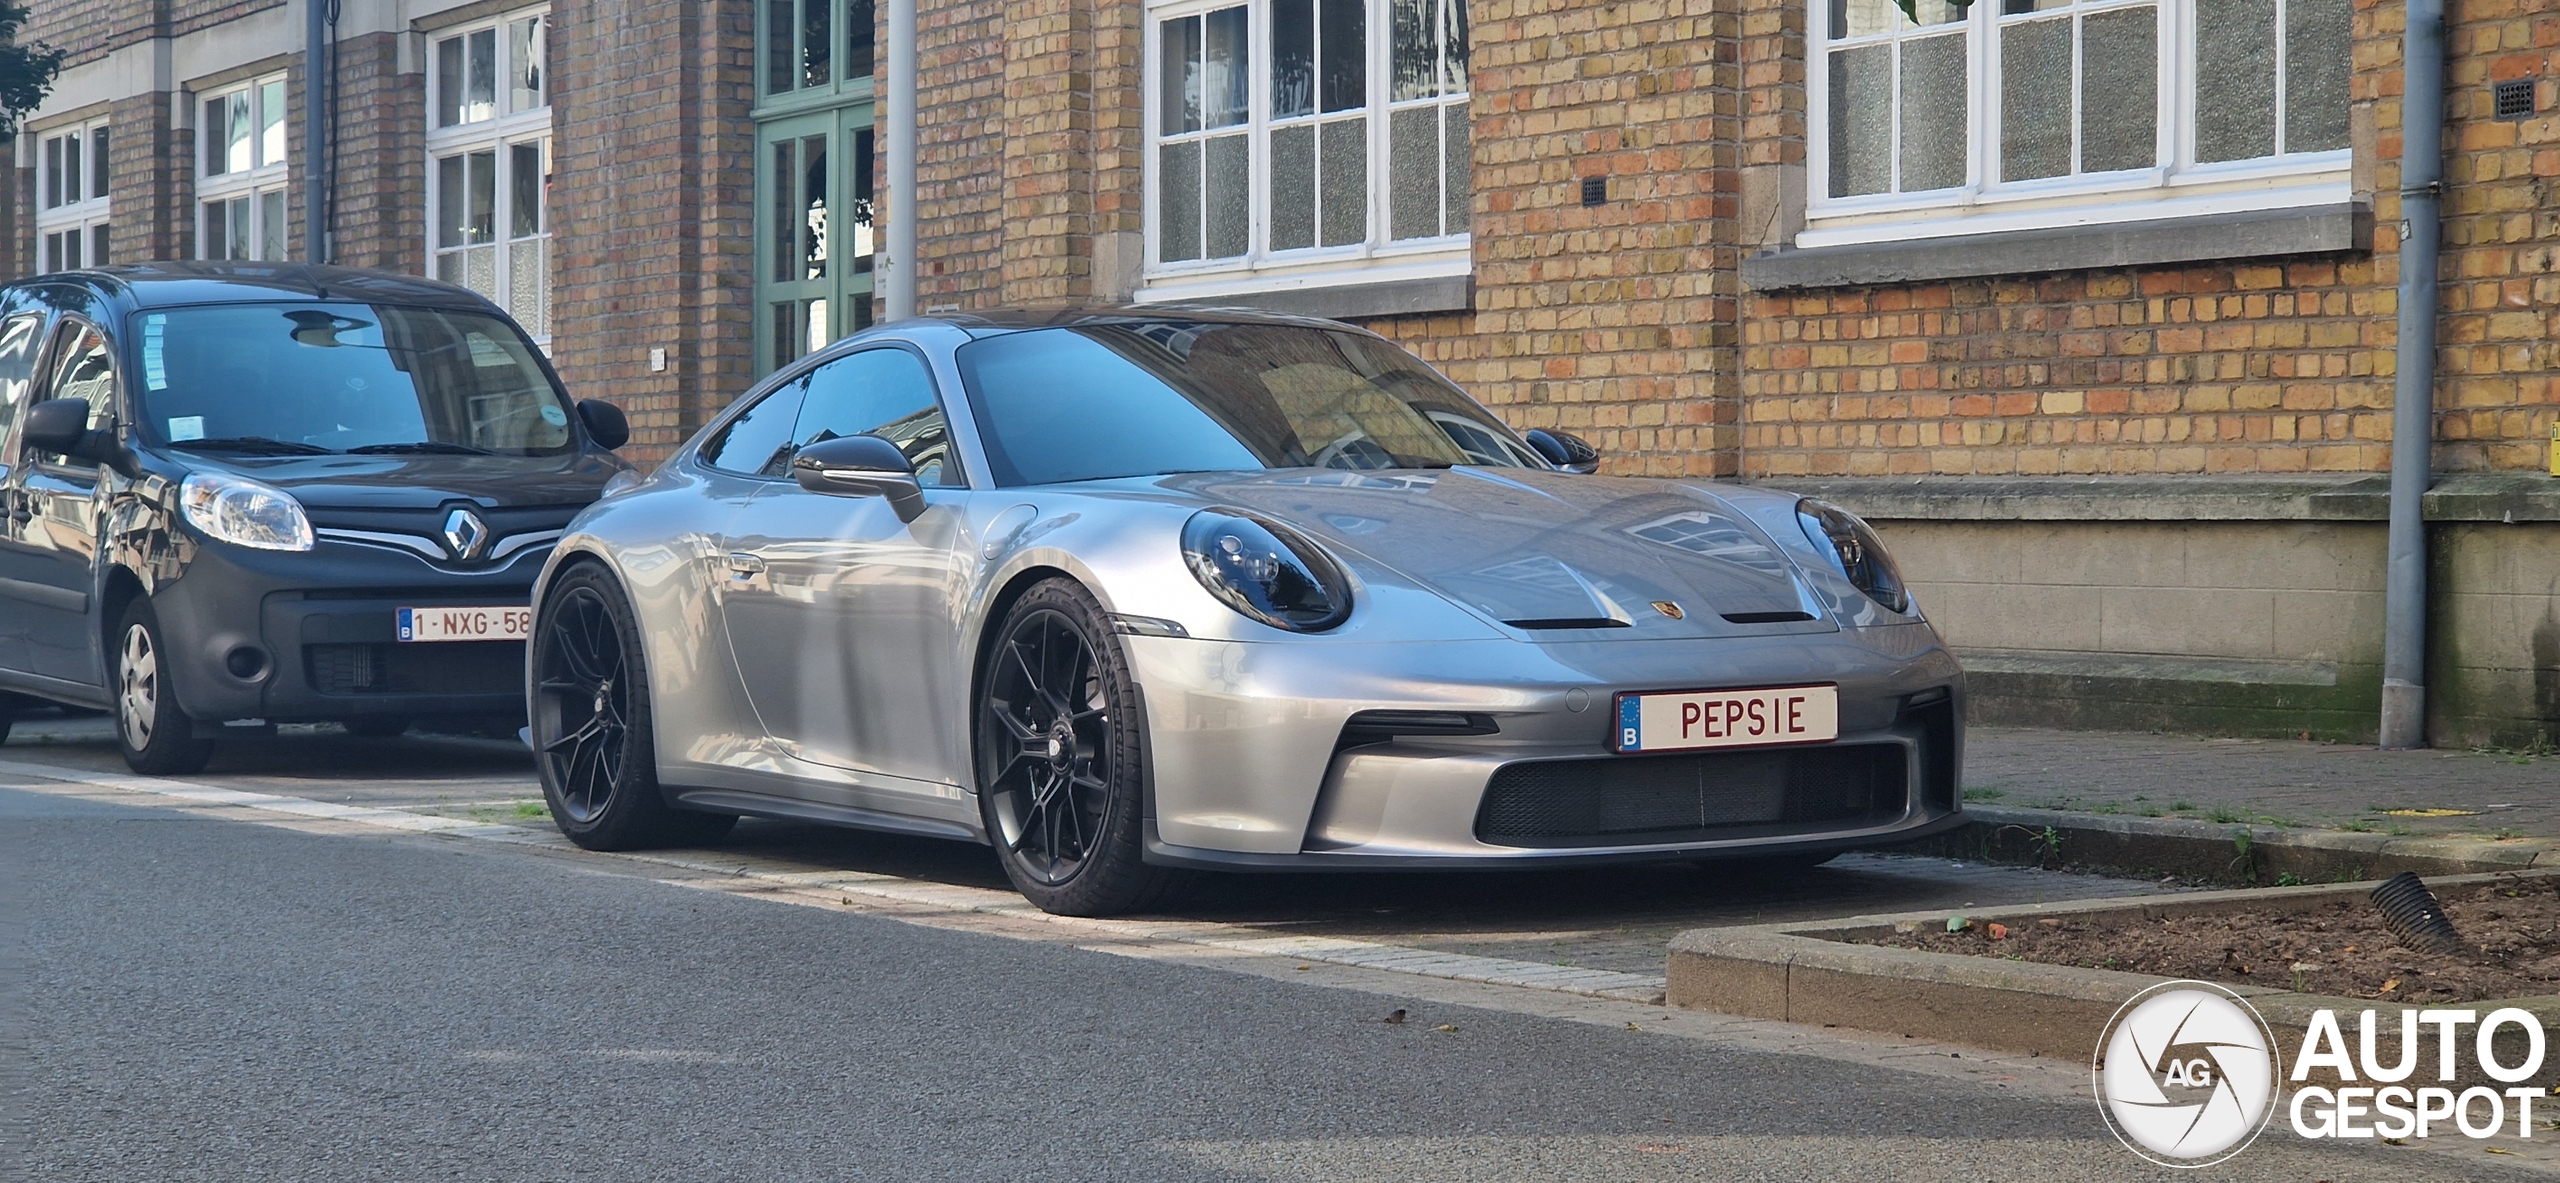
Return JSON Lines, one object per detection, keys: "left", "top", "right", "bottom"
{"left": 2094, "top": 981, "right": 2281, "bottom": 1167}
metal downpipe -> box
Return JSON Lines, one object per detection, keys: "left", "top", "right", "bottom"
{"left": 2380, "top": 0, "right": 2446, "bottom": 749}
{"left": 303, "top": 0, "right": 328, "bottom": 262}
{"left": 882, "top": 0, "right": 919, "bottom": 320}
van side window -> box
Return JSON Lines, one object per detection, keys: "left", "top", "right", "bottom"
{"left": 0, "top": 313, "right": 43, "bottom": 446}
{"left": 699, "top": 382, "right": 808, "bottom": 477}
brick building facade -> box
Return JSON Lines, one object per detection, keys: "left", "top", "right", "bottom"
{"left": 8, "top": 0, "right": 2558, "bottom": 745}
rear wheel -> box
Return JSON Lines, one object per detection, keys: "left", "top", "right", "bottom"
{"left": 532, "top": 564, "right": 735, "bottom": 850}
{"left": 113, "top": 599, "right": 215, "bottom": 776}
{"left": 976, "top": 578, "right": 1183, "bottom": 916}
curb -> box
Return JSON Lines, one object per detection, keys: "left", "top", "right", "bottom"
{"left": 1912, "top": 805, "right": 2560, "bottom": 885}
{"left": 1666, "top": 870, "right": 2560, "bottom": 1081}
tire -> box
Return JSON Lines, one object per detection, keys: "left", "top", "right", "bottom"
{"left": 113, "top": 598, "right": 216, "bottom": 776}
{"left": 531, "top": 563, "right": 736, "bottom": 850}
{"left": 344, "top": 717, "right": 410, "bottom": 739}
{"left": 975, "top": 578, "right": 1185, "bottom": 916}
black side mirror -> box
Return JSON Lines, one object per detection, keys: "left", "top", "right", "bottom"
{"left": 575, "top": 399, "right": 630, "bottom": 450}
{"left": 1524, "top": 428, "right": 1600, "bottom": 474}
{"left": 24, "top": 398, "right": 106, "bottom": 461}
{"left": 791, "top": 434, "right": 926, "bottom": 522}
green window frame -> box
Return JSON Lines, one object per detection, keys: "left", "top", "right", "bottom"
{"left": 754, "top": 0, "right": 879, "bottom": 375}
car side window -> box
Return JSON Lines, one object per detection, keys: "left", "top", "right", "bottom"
{"left": 36, "top": 321, "right": 115, "bottom": 464}
{"left": 698, "top": 382, "right": 808, "bottom": 477}
{"left": 0, "top": 312, "right": 45, "bottom": 449}
{"left": 791, "top": 348, "right": 961, "bottom": 487}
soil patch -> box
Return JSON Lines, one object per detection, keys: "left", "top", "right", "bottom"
{"left": 1860, "top": 876, "right": 2560, "bottom": 1004}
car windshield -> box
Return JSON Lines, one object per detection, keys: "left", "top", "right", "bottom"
{"left": 953, "top": 321, "right": 1547, "bottom": 486}
{"left": 128, "top": 302, "right": 573, "bottom": 455}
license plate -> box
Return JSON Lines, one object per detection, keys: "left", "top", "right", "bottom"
{"left": 1613, "top": 684, "right": 1839, "bottom": 754}
{"left": 397, "top": 606, "right": 531, "bottom": 643}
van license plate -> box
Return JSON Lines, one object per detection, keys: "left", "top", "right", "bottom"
{"left": 398, "top": 606, "right": 532, "bottom": 643}
{"left": 1613, "top": 684, "right": 1839, "bottom": 753}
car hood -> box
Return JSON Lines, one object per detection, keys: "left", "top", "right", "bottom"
{"left": 1153, "top": 468, "right": 1832, "bottom": 639}
{"left": 171, "top": 449, "right": 627, "bottom": 510}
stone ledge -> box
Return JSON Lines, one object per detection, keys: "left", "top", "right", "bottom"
{"left": 1756, "top": 473, "right": 2560, "bottom": 524}
{"left": 1960, "top": 649, "right": 2341, "bottom": 688}
{"left": 1741, "top": 202, "right": 2370, "bottom": 291}
{"left": 1152, "top": 275, "right": 1474, "bottom": 321}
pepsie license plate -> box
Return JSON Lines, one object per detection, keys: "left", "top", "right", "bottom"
{"left": 1613, "top": 684, "right": 1839, "bottom": 754}
{"left": 397, "top": 606, "right": 532, "bottom": 643}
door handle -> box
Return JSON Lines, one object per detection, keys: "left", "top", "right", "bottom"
{"left": 725, "top": 552, "right": 766, "bottom": 576}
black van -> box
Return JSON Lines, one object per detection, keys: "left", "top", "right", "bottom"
{"left": 0, "top": 262, "right": 631, "bottom": 774}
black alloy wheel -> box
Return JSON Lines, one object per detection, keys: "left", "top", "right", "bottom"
{"left": 976, "top": 578, "right": 1182, "bottom": 916}
{"left": 532, "top": 564, "right": 735, "bottom": 850}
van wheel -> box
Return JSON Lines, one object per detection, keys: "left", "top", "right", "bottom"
{"left": 114, "top": 599, "right": 216, "bottom": 776}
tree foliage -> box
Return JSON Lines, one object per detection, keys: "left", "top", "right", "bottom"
{"left": 1896, "top": 0, "right": 1975, "bottom": 22}
{"left": 0, "top": 0, "right": 66, "bottom": 137}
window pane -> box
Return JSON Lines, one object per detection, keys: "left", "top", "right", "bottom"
{"left": 437, "top": 38, "right": 464, "bottom": 125}
{"left": 853, "top": 127, "right": 876, "bottom": 274}
{"left": 2195, "top": 0, "right": 2277, "bottom": 162}
{"left": 439, "top": 155, "right": 467, "bottom": 251}
{"left": 228, "top": 91, "right": 254, "bottom": 172}
{"left": 468, "top": 28, "right": 498, "bottom": 122}
{"left": 848, "top": 0, "right": 877, "bottom": 77}
{"left": 1319, "top": 117, "right": 1366, "bottom": 246}
{"left": 1319, "top": 0, "right": 1365, "bottom": 112}
{"left": 2079, "top": 7, "right": 2155, "bottom": 173}
{"left": 42, "top": 136, "right": 60, "bottom": 206}
{"left": 1443, "top": 100, "right": 1470, "bottom": 233}
{"left": 60, "top": 229, "right": 81, "bottom": 270}
{"left": 2285, "top": 0, "right": 2351, "bottom": 153}
{"left": 511, "top": 16, "right": 547, "bottom": 111}
{"left": 1828, "top": 43, "right": 1891, "bottom": 197}
{"left": 803, "top": 0, "right": 831, "bottom": 86}
{"left": 1205, "top": 132, "right": 1249, "bottom": 257}
{"left": 61, "top": 132, "right": 80, "bottom": 203}
{"left": 1159, "top": 140, "right": 1202, "bottom": 261}
{"left": 228, "top": 197, "right": 253, "bottom": 261}
{"left": 705, "top": 382, "right": 809, "bottom": 476}
{"left": 1999, "top": 16, "right": 2070, "bottom": 181}
{"left": 469, "top": 151, "right": 498, "bottom": 244}
{"left": 771, "top": 138, "right": 797, "bottom": 282}
{"left": 1389, "top": 106, "right": 1439, "bottom": 239}
{"left": 1204, "top": 6, "right": 1247, "bottom": 128}
{"left": 259, "top": 80, "right": 286, "bottom": 166}
{"left": 792, "top": 348, "right": 957, "bottom": 484}
{"left": 1830, "top": 0, "right": 1964, "bottom": 38}
{"left": 90, "top": 222, "right": 110, "bottom": 266}
{"left": 768, "top": 0, "right": 796, "bottom": 93}
{"left": 90, "top": 127, "right": 110, "bottom": 196}
{"left": 1439, "top": 0, "right": 1467, "bottom": 94}
{"left": 1274, "top": 0, "right": 1314, "bottom": 119}
{"left": 1390, "top": 0, "right": 1433, "bottom": 101}
{"left": 260, "top": 190, "right": 286, "bottom": 260}
{"left": 510, "top": 236, "right": 549, "bottom": 335}
{"left": 800, "top": 134, "right": 830, "bottom": 280}
{"left": 1160, "top": 16, "right": 1201, "bottom": 135}
{"left": 1898, "top": 32, "right": 1966, "bottom": 191}
{"left": 512, "top": 141, "right": 546, "bottom": 238}
{"left": 1271, "top": 124, "right": 1316, "bottom": 250}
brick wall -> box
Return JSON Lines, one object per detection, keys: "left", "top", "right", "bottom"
{"left": 106, "top": 91, "right": 187, "bottom": 261}
{"left": 323, "top": 32, "right": 423, "bottom": 275}
{"left": 912, "top": 0, "right": 1006, "bottom": 312}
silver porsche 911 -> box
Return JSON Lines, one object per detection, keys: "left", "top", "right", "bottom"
{"left": 528, "top": 309, "right": 1965, "bottom": 915}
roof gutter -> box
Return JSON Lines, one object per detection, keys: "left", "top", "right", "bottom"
{"left": 2380, "top": 0, "right": 2446, "bottom": 749}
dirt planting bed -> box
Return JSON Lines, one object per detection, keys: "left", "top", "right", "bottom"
{"left": 1863, "top": 875, "right": 2560, "bottom": 1005}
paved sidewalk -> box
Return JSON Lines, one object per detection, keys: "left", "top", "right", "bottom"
{"left": 1968, "top": 726, "right": 2560, "bottom": 840}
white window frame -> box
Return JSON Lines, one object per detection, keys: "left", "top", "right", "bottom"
{"left": 424, "top": 5, "right": 553, "bottom": 339}
{"left": 196, "top": 74, "right": 292, "bottom": 262}
{"left": 35, "top": 118, "right": 111, "bottom": 271}
{"left": 1802, "top": 0, "right": 2353, "bottom": 250}
{"left": 1137, "top": 0, "right": 1472, "bottom": 305}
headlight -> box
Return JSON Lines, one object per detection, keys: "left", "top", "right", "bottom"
{"left": 1180, "top": 509, "right": 1351, "bottom": 632}
{"left": 181, "top": 472, "right": 313, "bottom": 552}
{"left": 1796, "top": 498, "right": 1907, "bottom": 613}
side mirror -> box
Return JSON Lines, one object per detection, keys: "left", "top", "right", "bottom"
{"left": 1524, "top": 428, "right": 1600, "bottom": 474}
{"left": 24, "top": 398, "right": 106, "bottom": 461}
{"left": 791, "top": 434, "right": 926, "bottom": 522}
{"left": 575, "top": 399, "right": 630, "bottom": 450}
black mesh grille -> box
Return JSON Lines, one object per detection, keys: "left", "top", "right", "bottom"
{"left": 305, "top": 642, "right": 523, "bottom": 696}
{"left": 1475, "top": 744, "right": 1908, "bottom": 847}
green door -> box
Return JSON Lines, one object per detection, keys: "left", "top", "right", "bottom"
{"left": 753, "top": 104, "right": 875, "bottom": 374}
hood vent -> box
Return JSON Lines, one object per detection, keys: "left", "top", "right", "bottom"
{"left": 1504, "top": 617, "right": 1632, "bottom": 630}
{"left": 1720, "top": 610, "right": 1818, "bottom": 625}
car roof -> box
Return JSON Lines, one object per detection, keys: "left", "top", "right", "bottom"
{"left": 923, "top": 305, "right": 1361, "bottom": 338}
{"left": 13, "top": 261, "right": 502, "bottom": 313}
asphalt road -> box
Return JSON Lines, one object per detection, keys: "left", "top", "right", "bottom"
{"left": 13, "top": 783, "right": 2542, "bottom": 1182}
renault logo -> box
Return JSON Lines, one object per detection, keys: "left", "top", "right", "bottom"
{"left": 441, "top": 507, "right": 491, "bottom": 561}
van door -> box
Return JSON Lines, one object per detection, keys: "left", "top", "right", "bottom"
{"left": 0, "top": 317, "right": 117, "bottom": 685}
{"left": 0, "top": 310, "right": 52, "bottom": 675}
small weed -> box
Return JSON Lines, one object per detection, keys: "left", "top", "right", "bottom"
{"left": 2229, "top": 831, "right": 2261, "bottom": 885}
{"left": 2274, "top": 872, "right": 2307, "bottom": 887}
{"left": 2337, "top": 820, "right": 2376, "bottom": 833}
{"left": 1963, "top": 787, "right": 2007, "bottom": 803}
{"left": 2171, "top": 801, "right": 2197, "bottom": 812}
{"left": 2132, "top": 795, "right": 2150, "bottom": 803}
{"left": 2206, "top": 807, "right": 2251, "bottom": 825}
{"left": 515, "top": 802, "right": 547, "bottom": 818}
{"left": 2091, "top": 802, "right": 2123, "bottom": 816}
{"left": 2489, "top": 826, "right": 2527, "bottom": 841}
{"left": 2330, "top": 866, "right": 2367, "bottom": 884}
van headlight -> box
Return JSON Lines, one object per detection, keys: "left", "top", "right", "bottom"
{"left": 181, "top": 472, "right": 313, "bottom": 552}
{"left": 1180, "top": 509, "right": 1351, "bottom": 632}
{"left": 1796, "top": 498, "right": 1907, "bottom": 613}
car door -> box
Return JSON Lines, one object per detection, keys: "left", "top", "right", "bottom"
{"left": 0, "top": 307, "right": 54, "bottom": 676}
{"left": 716, "top": 344, "right": 972, "bottom": 789}
{"left": 0, "top": 314, "right": 117, "bottom": 685}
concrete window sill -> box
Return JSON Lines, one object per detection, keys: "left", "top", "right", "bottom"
{"left": 1151, "top": 275, "right": 1473, "bottom": 321}
{"left": 1742, "top": 203, "right": 2371, "bottom": 292}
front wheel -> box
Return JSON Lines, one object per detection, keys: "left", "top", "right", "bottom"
{"left": 976, "top": 579, "right": 1184, "bottom": 916}
{"left": 113, "top": 599, "right": 215, "bottom": 776}
{"left": 531, "top": 564, "right": 735, "bottom": 850}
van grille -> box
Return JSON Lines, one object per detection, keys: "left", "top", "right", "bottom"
{"left": 305, "top": 641, "right": 523, "bottom": 697}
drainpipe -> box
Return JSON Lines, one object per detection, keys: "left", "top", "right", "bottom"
{"left": 881, "top": 0, "right": 918, "bottom": 320}
{"left": 2380, "top": 0, "right": 2446, "bottom": 750}
{"left": 302, "top": 0, "right": 329, "bottom": 262}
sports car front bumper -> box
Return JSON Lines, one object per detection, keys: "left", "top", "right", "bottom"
{"left": 1122, "top": 621, "right": 1965, "bottom": 868}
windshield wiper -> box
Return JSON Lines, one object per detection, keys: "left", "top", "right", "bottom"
{"left": 346, "top": 441, "right": 495, "bottom": 455}
{"left": 170, "top": 436, "right": 335, "bottom": 456}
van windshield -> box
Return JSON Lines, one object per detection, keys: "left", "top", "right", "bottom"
{"left": 129, "top": 302, "right": 573, "bottom": 456}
